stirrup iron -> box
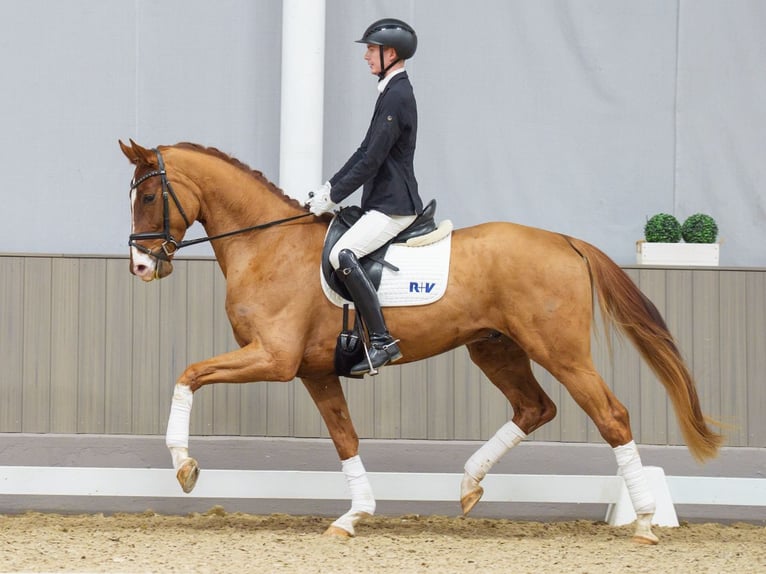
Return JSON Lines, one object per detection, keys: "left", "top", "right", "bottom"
{"left": 362, "top": 340, "right": 378, "bottom": 376}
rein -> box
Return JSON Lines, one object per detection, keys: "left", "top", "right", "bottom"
{"left": 129, "top": 148, "right": 312, "bottom": 261}
{"left": 177, "top": 213, "right": 313, "bottom": 249}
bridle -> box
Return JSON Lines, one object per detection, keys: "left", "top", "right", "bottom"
{"left": 129, "top": 149, "right": 191, "bottom": 261}
{"left": 129, "top": 148, "right": 312, "bottom": 262}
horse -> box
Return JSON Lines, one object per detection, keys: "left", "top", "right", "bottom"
{"left": 120, "top": 139, "right": 722, "bottom": 544}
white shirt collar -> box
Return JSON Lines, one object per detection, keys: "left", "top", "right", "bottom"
{"left": 377, "top": 67, "right": 406, "bottom": 93}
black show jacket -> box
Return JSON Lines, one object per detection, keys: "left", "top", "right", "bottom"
{"left": 329, "top": 71, "right": 423, "bottom": 215}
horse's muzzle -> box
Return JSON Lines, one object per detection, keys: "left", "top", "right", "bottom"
{"left": 131, "top": 257, "right": 174, "bottom": 281}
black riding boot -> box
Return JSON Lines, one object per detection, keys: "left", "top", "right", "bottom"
{"left": 337, "top": 249, "right": 403, "bottom": 375}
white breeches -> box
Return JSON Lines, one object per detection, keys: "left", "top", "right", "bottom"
{"left": 329, "top": 210, "right": 416, "bottom": 269}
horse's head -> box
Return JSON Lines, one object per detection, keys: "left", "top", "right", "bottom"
{"left": 120, "top": 140, "right": 193, "bottom": 281}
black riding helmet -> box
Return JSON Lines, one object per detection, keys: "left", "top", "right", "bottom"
{"left": 355, "top": 18, "right": 417, "bottom": 79}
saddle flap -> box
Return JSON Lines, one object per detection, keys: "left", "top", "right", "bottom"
{"left": 321, "top": 200, "right": 440, "bottom": 299}
{"left": 321, "top": 210, "right": 386, "bottom": 299}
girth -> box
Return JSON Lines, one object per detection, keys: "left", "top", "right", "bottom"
{"left": 321, "top": 199, "right": 437, "bottom": 300}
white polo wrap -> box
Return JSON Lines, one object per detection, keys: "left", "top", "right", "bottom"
{"left": 166, "top": 384, "right": 193, "bottom": 449}
{"left": 614, "top": 440, "right": 656, "bottom": 515}
{"left": 330, "top": 455, "right": 376, "bottom": 536}
{"left": 464, "top": 421, "right": 527, "bottom": 481}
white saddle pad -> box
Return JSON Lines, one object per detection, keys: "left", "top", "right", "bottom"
{"left": 320, "top": 234, "right": 452, "bottom": 308}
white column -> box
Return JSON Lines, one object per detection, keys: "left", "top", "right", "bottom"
{"left": 279, "top": 0, "right": 326, "bottom": 199}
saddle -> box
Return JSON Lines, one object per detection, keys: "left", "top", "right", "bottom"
{"left": 321, "top": 199, "right": 439, "bottom": 300}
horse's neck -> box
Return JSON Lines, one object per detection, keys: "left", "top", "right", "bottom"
{"left": 170, "top": 151, "right": 293, "bottom": 233}
{"left": 183, "top": 156, "right": 309, "bottom": 273}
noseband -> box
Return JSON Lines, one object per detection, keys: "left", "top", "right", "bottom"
{"left": 129, "top": 148, "right": 312, "bottom": 263}
{"left": 129, "top": 149, "right": 191, "bottom": 261}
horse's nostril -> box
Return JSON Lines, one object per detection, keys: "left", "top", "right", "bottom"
{"left": 136, "top": 264, "right": 147, "bottom": 274}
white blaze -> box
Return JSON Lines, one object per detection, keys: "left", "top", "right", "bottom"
{"left": 130, "top": 187, "right": 157, "bottom": 277}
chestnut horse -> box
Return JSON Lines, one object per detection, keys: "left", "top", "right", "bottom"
{"left": 120, "top": 140, "right": 721, "bottom": 544}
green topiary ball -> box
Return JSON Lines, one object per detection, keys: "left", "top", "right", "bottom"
{"left": 682, "top": 213, "right": 718, "bottom": 243}
{"left": 644, "top": 213, "right": 682, "bottom": 243}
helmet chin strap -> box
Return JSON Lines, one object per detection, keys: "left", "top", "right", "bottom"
{"left": 377, "top": 45, "right": 401, "bottom": 80}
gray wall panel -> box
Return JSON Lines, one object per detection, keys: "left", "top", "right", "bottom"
{"left": 1, "top": 255, "right": 764, "bottom": 452}
{"left": 719, "top": 272, "right": 749, "bottom": 446}
{"left": 22, "top": 258, "right": 52, "bottom": 433}
{"left": 343, "top": 376, "right": 374, "bottom": 440}
{"left": 745, "top": 273, "right": 766, "bottom": 447}
{"left": 428, "top": 353, "right": 454, "bottom": 440}
{"left": 293, "top": 384, "right": 322, "bottom": 439}
{"left": 266, "top": 381, "right": 293, "bottom": 437}
{"left": 0, "top": 258, "right": 24, "bottom": 432}
{"left": 104, "top": 259, "right": 133, "bottom": 434}
{"left": 77, "top": 260, "right": 107, "bottom": 433}
{"left": 50, "top": 259, "right": 80, "bottom": 434}
{"left": 401, "top": 362, "right": 428, "bottom": 439}
{"left": 131, "top": 267, "right": 162, "bottom": 435}
{"left": 374, "top": 365, "right": 401, "bottom": 439}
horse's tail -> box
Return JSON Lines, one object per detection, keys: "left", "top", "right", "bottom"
{"left": 566, "top": 237, "right": 723, "bottom": 462}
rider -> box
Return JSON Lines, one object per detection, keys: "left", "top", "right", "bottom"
{"left": 307, "top": 18, "right": 423, "bottom": 376}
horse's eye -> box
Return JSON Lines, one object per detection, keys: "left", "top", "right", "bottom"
{"left": 142, "top": 193, "right": 156, "bottom": 204}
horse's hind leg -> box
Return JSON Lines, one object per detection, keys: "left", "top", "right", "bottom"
{"left": 461, "top": 336, "right": 557, "bottom": 514}
{"left": 548, "top": 360, "right": 658, "bottom": 544}
{"left": 301, "top": 375, "right": 374, "bottom": 538}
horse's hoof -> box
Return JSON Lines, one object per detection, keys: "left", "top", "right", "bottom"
{"left": 323, "top": 525, "right": 353, "bottom": 538}
{"left": 177, "top": 458, "right": 200, "bottom": 493}
{"left": 632, "top": 513, "right": 659, "bottom": 545}
{"left": 631, "top": 534, "right": 659, "bottom": 545}
{"left": 460, "top": 485, "right": 484, "bottom": 515}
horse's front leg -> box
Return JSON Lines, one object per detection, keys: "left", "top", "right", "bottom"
{"left": 166, "top": 383, "right": 200, "bottom": 492}
{"left": 302, "top": 376, "right": 374, "bottom": 538}
{"left": 166, "top": 343, "right": 300, "bottom": 493}
{"left": 460, "top": 338, "right": 557, "bottom": 514}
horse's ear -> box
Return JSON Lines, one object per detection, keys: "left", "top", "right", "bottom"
{"left": 118, "top": 139, "right": 139, "bottom": 165}
{"left": 119, "top": 139, "right": 155, "bottom": 166}
{"left": 130, "top": 139, "right": 156, "bottom": 165}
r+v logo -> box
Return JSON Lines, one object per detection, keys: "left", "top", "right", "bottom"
{"left": 409, "top": 281, "right": 436, "bottom": 294}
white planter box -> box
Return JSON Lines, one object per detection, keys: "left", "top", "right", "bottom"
{"left": 636, "top": 241, "right": 720, "bottom": 266}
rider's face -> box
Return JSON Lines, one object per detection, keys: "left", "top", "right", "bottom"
{"left": 364, "top": 44, "right": 396, "bottom": 76}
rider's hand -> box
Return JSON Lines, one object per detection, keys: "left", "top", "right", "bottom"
{"left": 305, "top": 181, "right": 337, "bottom": 216}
